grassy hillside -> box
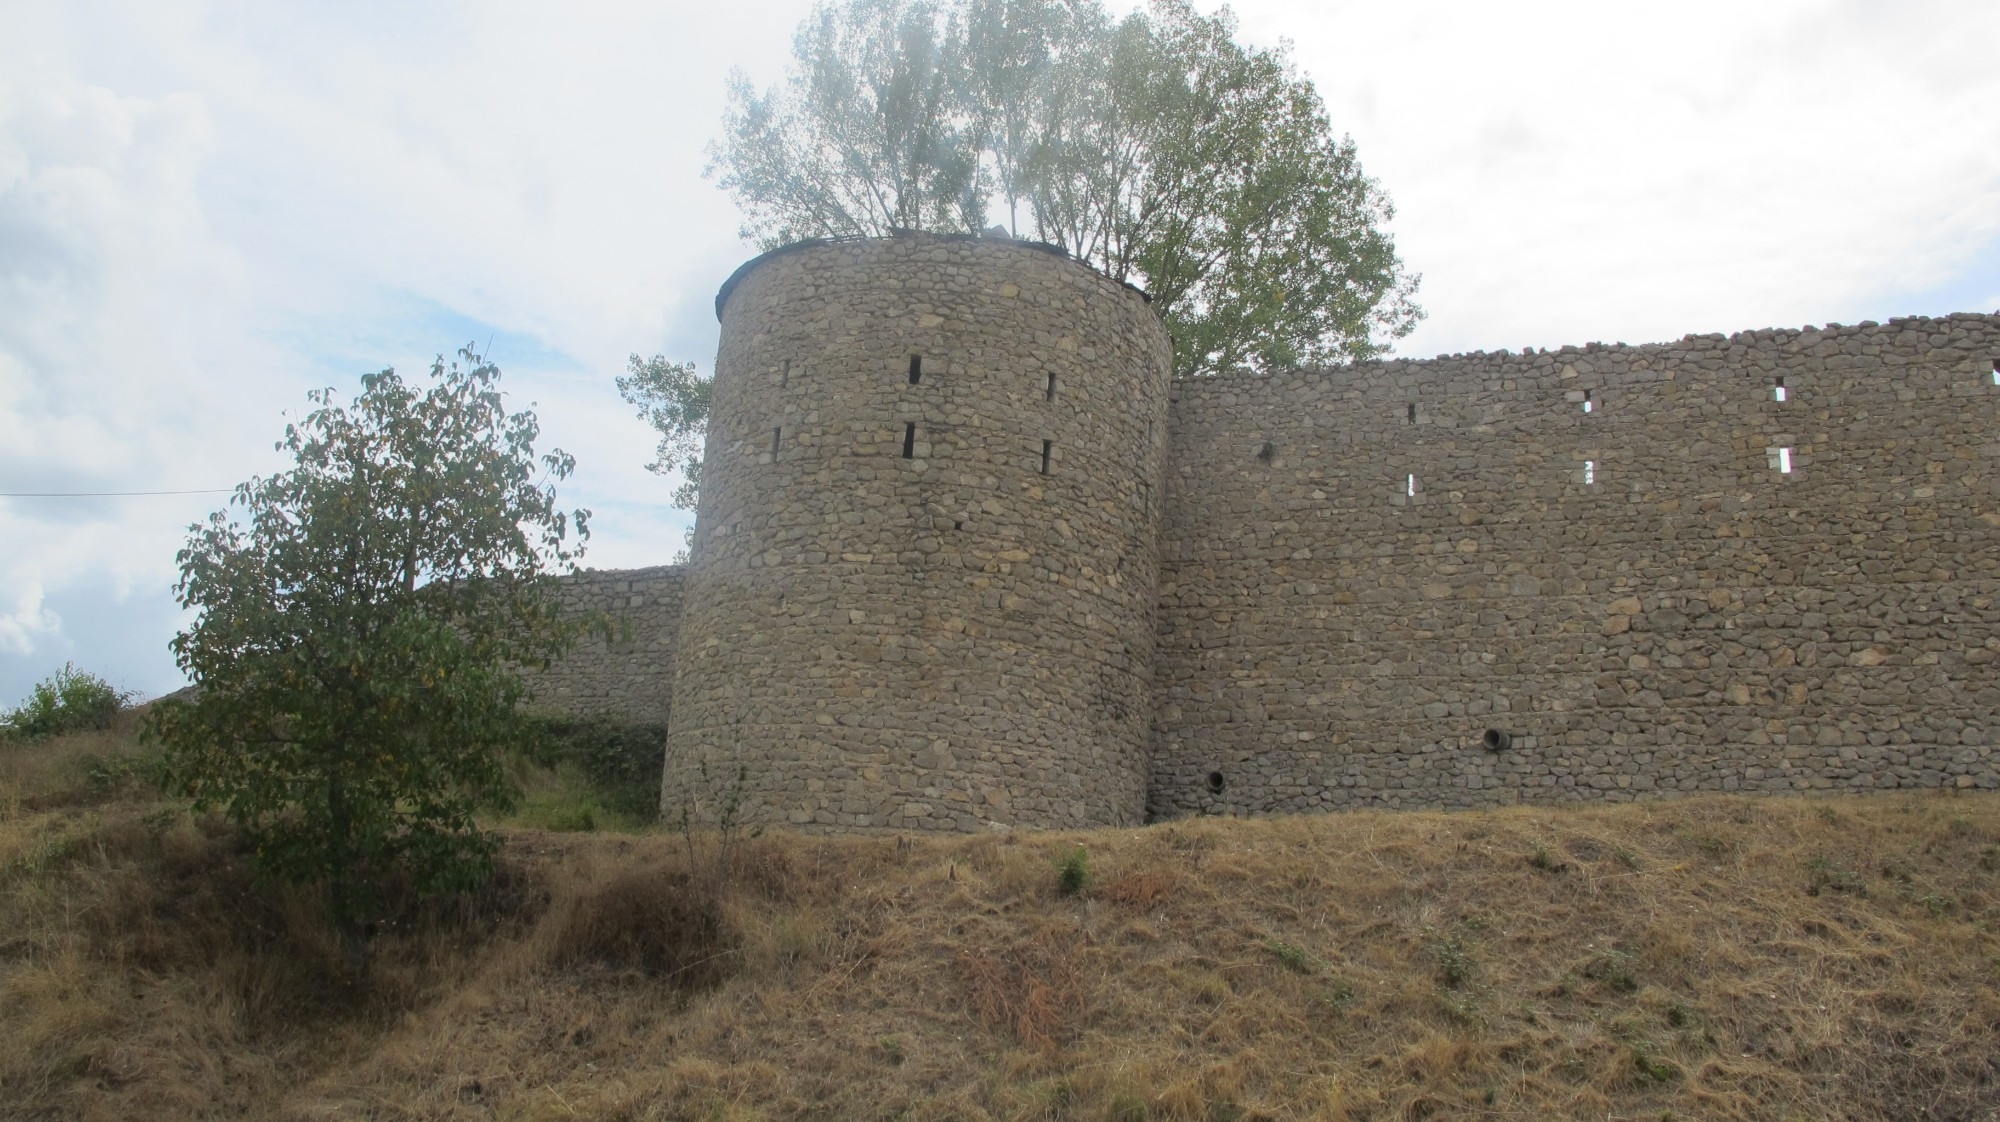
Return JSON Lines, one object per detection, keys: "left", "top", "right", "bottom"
{"left": 3, "top": 722, "right": 1997, "bottom": 1121}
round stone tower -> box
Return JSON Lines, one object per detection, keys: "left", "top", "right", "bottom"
{"left": 663, "top": 232, "right": 1172, "bottom": 832}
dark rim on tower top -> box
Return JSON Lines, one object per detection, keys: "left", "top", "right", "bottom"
{"left": 713, "top": 230, "right": 1153, "bottom": 321}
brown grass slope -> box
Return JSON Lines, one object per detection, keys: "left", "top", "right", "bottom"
{"left": 3, "top": 724, "right": 1998, "bottom": 1121}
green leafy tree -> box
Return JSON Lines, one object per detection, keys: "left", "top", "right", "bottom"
{"left": 708, "top": 0, "right": 1421, "bottom": 376}
{"left": 146, "top": 347, "right": 589, "bottom": 959}
{"left": 712, "top": 0, "right": 987, "bottom": 244}
{"left": 616, "top": 353, "right": 712, "bottom": 562}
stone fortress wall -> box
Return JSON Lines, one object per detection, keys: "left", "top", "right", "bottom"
{"left": 1153, "top": 316, "right": 2000, "bottom": 818}
{"left": 527, "top": 565, "right": 684, "bottom": 724}
{"left": 529, "top": 231, "right": 2000, "bottom": 831}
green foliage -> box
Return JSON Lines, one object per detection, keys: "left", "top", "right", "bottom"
{"left": 1262, "top": 938, "right": 1324, "bottom": 974}
{"left": 1615, "top": 1021, "right": 1683, "bottom": 1084}
{"left": 709, "top": 0, "right": 1421, "bottom": 376}
{"left": 1054, "top": 844, "right": 1089, "bottom": 896}
{"left": 145, "top": 346, "right": 590, "bottom": 952}
{"left": 1, "top": 830, "right": 86, "bottom": 883}
{"left": 1107, "top": 1092, "right": 1150, "bottom": 1122}
{"left": 1, "top": 663, "right": 131, "bottom": 741}
{"left": 1583, "top": 948, "right": 1640, "bottom": 993}
{"left": 715, "top": 0, "right": 986, "bottom": 239}
{"left": 1425, "top": 924, "right": 1473, "bottom": 989}
{"left": 615, "top": 354, "right": 710, "bottom": 560}
{"left": 1319, "top": 979, "right": 1357, "bottom": 1014}
{"left": 524, "top": 717, "right": 668, "bottom": 820}
{"left": 1805, "top": 853, "right": 1863, "bottom": 896}
{"left": 79, "top": 747, "right": 169, "bottom": 799}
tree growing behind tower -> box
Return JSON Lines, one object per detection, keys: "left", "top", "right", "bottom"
{"left": 708, "top": 0, "right": 1422, "bottom": 375}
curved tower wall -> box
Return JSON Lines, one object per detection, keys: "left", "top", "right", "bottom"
{"left": 665, "top": 234, "right": 1173, "bottom": 832}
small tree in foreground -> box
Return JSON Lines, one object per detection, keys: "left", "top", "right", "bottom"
{"left": 147, "top": 347, "right": 589, "bottom": 960}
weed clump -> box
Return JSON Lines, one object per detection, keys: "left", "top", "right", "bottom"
{"left": 1528, "top": 842, "right": 1568, "bottom": 873}
{"left": 1805, "top": 853, "right": 1864, "bottom": 896}
{"left": 1584, "top": 947, "right": 1641, "bottom": 992}
{"left": 1613, "top": 1019, "right": 1684, "bottom": 1084}
{"left": 1055, "top": 845, "right": 1090, "bottom": 896}
{"left": 1263, "top": 938, "right": 1324, "bottom": 974}
{"left": 1107, "top": 1092, "right": 1149, "bottom": 1122}
{"left": 1426, "top": 925, "right": 1474, "bottom": 989}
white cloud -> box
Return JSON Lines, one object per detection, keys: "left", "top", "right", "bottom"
{"left": 2, "top": 0, "right": 1998, "bottom": 701}
{"left": 0, "top": 581, "right": 60, "bottom": 657}
{"left": 1225, "top": 0, "right": 2000, "bottom": 354}
{"left": 0, "top": 62, "right": 278, "bottom": 695}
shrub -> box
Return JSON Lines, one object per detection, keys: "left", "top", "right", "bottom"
{"left": 2, "top": 663, "right": 131, "bottom": 741}
{"left": 146, "top": 347, "right": 590, "bottom": 963}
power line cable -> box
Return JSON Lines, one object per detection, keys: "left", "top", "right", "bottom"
{"left": 1, "top": 488, "right": 234, "bottom": 498}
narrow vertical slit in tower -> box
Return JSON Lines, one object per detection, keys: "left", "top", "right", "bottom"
{"left": 1407, "top": 402, "right": 1417, "bottom": 424}
{"left": 1990, "top": 358, "right": 1998, "bottom": 385}
{"left": 1778, "top": 446, "right": 1792, "bottom": 473}
{"left": 1774, "top": 375, "right": 1787, "bottom": 402}
{"left": 1040, "top": 439, "right": 1052, "bottom": 475}
{"left": 1406, "top": 473, "right": 1418, "bottom": 497}
{"left": 1584, "top": 459, "right": 1595, "bottom": 485}
{"left": 1046, "top": 371, "right": 1057, "bottom": 401}
{"left": 902, "top": 422, "right": 916, "bottom": 459}
{"left": 1582, "top": 389, "right": 1593, "bottom": 413}
{"left": 771, "top": 427, "right": 782, "bottom": 458}
{"left": 780, "top": 359, "right": 790, "bottom": 386}
{"left": 908, "top": 355, "right": 922, "bottom": 385}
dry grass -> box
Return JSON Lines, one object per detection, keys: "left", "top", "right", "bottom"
{"left": 4, "top": 726, "right": 1998, "bottom": 1120}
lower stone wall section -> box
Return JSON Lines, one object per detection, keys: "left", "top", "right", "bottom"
{"left": 522, "top": 565, "right": 684, "bottom": 724}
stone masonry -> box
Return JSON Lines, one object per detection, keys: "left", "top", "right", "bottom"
{"left": 528, "top": 565, "right": 683, "bottom": 724}
{"left": 663, "top": 233, "right": 1171, "bottom": 832}
{"left": 530, "top": 232, "right": 2000, "bottom": 832}
{"left": 1153, "top": 317, "right": 2000, "bottom": 818}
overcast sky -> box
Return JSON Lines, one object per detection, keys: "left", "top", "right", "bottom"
{"left": 2, "top": 0, "right": 1997, "bottom": 705}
